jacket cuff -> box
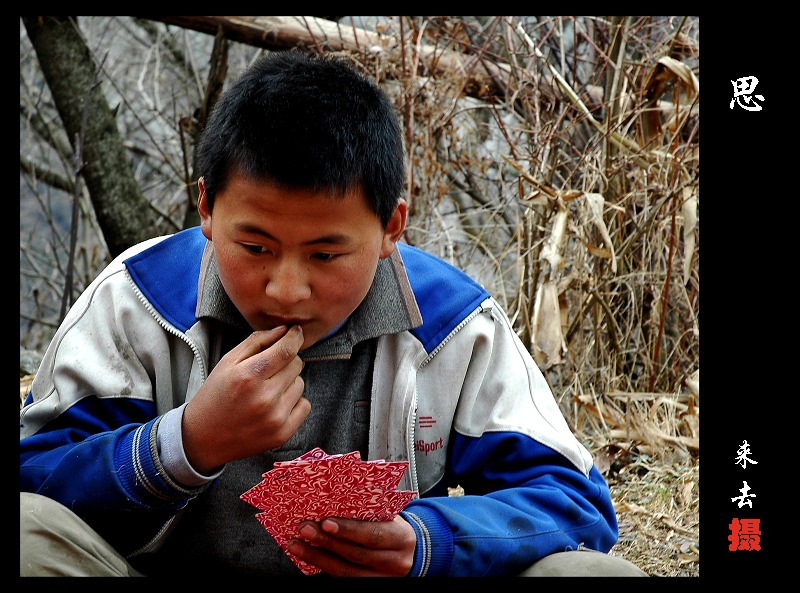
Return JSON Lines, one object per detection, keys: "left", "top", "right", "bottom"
{"left": 157, "top": 403, "right": 224, "bottom": 486}
{"left": 400, "top": 507, "right": 454, "bottom": 577}
{"left": 115, "top": 417, "right": 208, "bottom": 505}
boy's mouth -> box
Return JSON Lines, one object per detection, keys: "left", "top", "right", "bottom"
{"left": 265, "top": 315, "right": 307, "bottom": 328}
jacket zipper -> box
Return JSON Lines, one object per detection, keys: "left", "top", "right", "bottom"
{"left": 125, "top": 272, "right": 208, "bottom": 557}
{"left": 127, "top": 272, "right": 208, "bottom": 381}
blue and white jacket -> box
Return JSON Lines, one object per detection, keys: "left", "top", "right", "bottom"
{"left": 20, "top": 227, "right": 618, "bottom": 576}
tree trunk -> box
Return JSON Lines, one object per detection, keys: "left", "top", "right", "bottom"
{"left": 22, "top": 16, "right": 157, "bottom": 257}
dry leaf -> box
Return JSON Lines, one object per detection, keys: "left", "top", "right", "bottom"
{"left": 682, "top": 187, "right": 697, "bottom": 286}
{"left": 531, "top": 280, "right": 565, "bottom": 369}
{"left": 639, "top": 56, "right": 699, "bottom": 146}
{"left": 539, "top": 202, "right": 568, "bottom": 273}
{"left": 584, "top": 192, "right": 617, "bottom": 273}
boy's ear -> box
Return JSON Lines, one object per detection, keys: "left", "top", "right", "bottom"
{"left": 197, "top": 177, "right": 213, "bottom": 240}
{"left": 380, "top": 199, "right": 408, "bottom": 258}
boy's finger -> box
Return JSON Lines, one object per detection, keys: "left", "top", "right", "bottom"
{"left": 230, "top": 325, "right": 292, "bottom": 360}
{"left": 244, "top": 325, "right": 304, "bottom": 375}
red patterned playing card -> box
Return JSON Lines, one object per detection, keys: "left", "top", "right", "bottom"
{"left": 241, "top": 448, "right": 417, "bottom": 575}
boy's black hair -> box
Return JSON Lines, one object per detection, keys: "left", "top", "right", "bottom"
{"left": 195, "top": 50, "right": 405, "bottom": 227}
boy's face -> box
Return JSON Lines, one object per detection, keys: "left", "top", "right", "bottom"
{"left": 197, "top": 174, "right": 407, "bottom": 350}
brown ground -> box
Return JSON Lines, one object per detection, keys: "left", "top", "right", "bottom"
{"left": 606, "top": 458, "right": 699, "bottom": 576}
{"left": 580, "top": 387, "right": 700, "bottom": 577}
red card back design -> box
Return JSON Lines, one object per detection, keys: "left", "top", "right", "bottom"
{"left": 240, "top": 448, "right": 417, "bottom": 575}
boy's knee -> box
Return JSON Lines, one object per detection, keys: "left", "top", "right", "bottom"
{"left": 21, "top": 492, "right": 73, "bottom": 575}
{"left": 518, "top": 549, "right": 648, "bottom": 577}
{"left": 20, "top": 492, "right": 143, "bottom": 577}
{"left": 21, "top": 491, "right": 59, "bottom": 534}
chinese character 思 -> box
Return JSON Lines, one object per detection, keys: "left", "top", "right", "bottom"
{"left": 731, "top": 481, "right": 756, "bottom": 509}
{"left": 735, "top": 440, "right": 758, "bottom": 469}
{"left": 730, "top": 76, "right": 765, "bottom": 111}
{"left": 728, "top": 518, "right": 761, "bottom": 551}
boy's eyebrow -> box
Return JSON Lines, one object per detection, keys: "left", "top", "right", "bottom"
{"left": 233, "top": 223, "right": 353, "bottom": 246}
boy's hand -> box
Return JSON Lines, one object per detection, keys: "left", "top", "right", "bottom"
{"left": 182, "top": 325, "right": 309, "bottom": 473}
{"left": 286, "top": 515, "right": 416, "bottom": 577}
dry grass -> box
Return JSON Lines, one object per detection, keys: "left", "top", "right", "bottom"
{"left": 576, "top": 383, "right": 700, "bottom": 577}
{"left": 609, "top": 458, "right": 699, "bottom": 576}
{"left": 20, "top": 374, "right": 33, "bottom": 409}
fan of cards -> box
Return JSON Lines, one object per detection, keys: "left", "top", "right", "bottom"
{"left": 241, "top": 447, "right": 417, "bottom": 575}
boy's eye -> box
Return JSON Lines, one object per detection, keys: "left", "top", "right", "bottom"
{"left": 313, "top": 252, "right": 337, "bottom": 261}
{"left": 243, "top": 244, "right": 269, "bottom": 254}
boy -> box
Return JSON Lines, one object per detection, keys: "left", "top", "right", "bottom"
{"left": 20, "top": 51, "right": 645, "bottom": 577}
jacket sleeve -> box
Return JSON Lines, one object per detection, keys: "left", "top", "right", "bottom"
{"left": 19, "top": 262, "right": 208, "bottom": 556}
{"left": 401, "top": 434, "right": 618, "bottom": 576}
{"left": 401, "top": 301, "right": 618, "bottom": 576}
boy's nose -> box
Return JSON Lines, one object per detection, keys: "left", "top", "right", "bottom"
{"left": 264, "top": 260, "right": 312, "bottom": 304}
